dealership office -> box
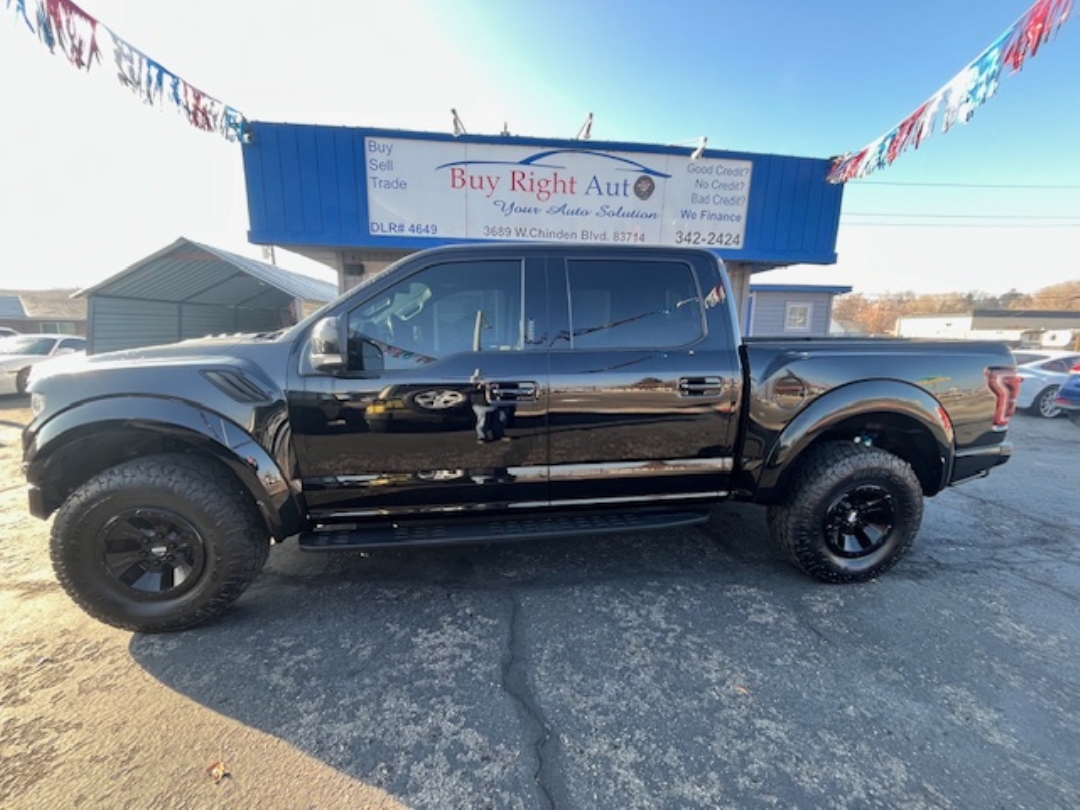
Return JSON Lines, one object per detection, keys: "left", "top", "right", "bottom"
{"left": 240, "top": 124, "right": 844, "bottom": 330}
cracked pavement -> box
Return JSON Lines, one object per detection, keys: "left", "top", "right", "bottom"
{"left": 1, "top": 395, "right": 1078, "bottom": 808}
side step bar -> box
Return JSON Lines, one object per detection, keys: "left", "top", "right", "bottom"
{"left": 298, "top": 510, "right": 709, "bottom": 552}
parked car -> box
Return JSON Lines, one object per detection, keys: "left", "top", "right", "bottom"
{"left": 1054, "top": 371, "right": 1080, "bottom": 426}
{"left": 0, "top": 334, "right": 86, "bottom": 395}
{"left": 0, "top": 327, "right": 20, "bottom": 337}
{"left": 1011, "top": 349, "right": 1080, "bottom": 418}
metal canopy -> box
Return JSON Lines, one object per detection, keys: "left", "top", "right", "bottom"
{"left": 76, "top": 237, "right": 337, "bottom": 308}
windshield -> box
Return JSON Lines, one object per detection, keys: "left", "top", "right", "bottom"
{"left": 0, "top": 336, "right": 56, "bottom": 356}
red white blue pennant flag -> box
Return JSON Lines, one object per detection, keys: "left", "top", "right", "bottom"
{"left": 6, "top": 0, "right": 248, "bottom": 142}
{"left": 828, "top": 0, "right": 1072, "bottom": 183}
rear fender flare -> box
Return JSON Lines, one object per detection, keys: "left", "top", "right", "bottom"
{"left": 756, "top": 380, "right": 954, "bottom": 500}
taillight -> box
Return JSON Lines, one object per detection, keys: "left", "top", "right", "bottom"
{"left": 986, "top": 367, "right": 1020, "bottom": 430}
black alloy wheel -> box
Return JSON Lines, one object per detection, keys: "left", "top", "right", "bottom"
{"left": 98, "top": 508, "right": 207, "bottom": 599}
{"left": 767, "top": 441, "right": 924, "bottom": 583}
{"left": 822, "top": 485, "right": 895, "bottom": 559}
{"left": 50, "top": 453, "right": 269, "bottom": 632}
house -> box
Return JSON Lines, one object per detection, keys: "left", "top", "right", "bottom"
{"left": 744, "top": 284, "right": 853, "bottom": 337}
{"left": 0, "top": 289, "right": 87, "bottom": 335}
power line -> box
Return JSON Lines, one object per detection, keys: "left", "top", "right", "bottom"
{"left": 844, "top": 212, "right": 1080, "bottom": 220}
{"left": 840, "top": 221, "right": 1080, "bottom": 228}
{"left": 854, "top": 181, "right": 1080, "bottom": 190}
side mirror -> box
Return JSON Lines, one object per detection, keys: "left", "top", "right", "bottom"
{"left": 309, "top": 316, "right": 346, "bottom": 372}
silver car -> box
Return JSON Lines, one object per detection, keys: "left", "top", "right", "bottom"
{"left": 1012, "top": 349, "right": 1080, "bottom": 418}
{"left": 0, "top": 334, "right": 86, "bottom": 395}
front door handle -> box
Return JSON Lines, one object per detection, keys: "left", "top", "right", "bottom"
{"left": 678, "top": 377, "right": 723, "bottom": 396}
{"left": 487, "top": 381, "right": 538, "bottom": 402}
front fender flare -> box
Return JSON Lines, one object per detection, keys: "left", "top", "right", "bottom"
{"left": 25, "top": 396, "right": 302, "bottom": 539}
{"left": 754, "top": 380, "right": 954, "bottom": 500}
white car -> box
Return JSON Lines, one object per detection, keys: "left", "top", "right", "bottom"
{"left": 0, "top": 334, "right": 86, "bottom": 395}
{"left": 1012, "top": 349, "right": 1080, "bottom": 418}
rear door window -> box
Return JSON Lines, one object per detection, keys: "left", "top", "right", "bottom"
{"left": 562, "top": 259, "right": 703, "bottom": 350}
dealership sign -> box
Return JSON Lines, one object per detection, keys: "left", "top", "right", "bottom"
{"left": 365, "top": 137, "right": 752, "bottom": 249}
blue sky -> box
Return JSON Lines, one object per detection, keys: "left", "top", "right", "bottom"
{"left": 1, "top": 0, "right": 1077, "bottom": 294}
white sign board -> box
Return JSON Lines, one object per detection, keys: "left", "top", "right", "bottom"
{"left": 365, "top": 137, "right": 752, "bottom": 249}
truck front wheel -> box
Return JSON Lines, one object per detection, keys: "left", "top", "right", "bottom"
{"left": 50, "top": 454, "right": 270, "bottom": 632}
{"left": 767, "top": 442, "right": 923, "bottom": 583}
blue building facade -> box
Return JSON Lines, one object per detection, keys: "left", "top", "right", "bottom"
{"left": 240, "top": 122, "right": 844, "bottom": 315}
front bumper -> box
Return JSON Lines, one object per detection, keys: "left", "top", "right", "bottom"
{"left": 26, "top": 483, "right": 48, "bottom": 519}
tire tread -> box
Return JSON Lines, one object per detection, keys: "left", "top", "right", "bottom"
{"left": 50, "top": 453, "right": 268, "bottom": 632}
{"left": 767, "top": 441, "right": 923, "bottom": 583}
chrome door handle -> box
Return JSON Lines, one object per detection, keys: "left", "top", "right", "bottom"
{"left": 678, "top": 377, "right": 723, "bottom": 396}
{"left": 487, "top": 381, "right": 538, "bottom": 402}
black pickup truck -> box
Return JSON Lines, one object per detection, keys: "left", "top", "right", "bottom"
{"left": 23, "top": 244, "right": 1019, "bottom": 632}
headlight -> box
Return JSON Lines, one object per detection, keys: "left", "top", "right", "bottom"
{"left": 30, "top": 392, "right": 46, "bottom": 416}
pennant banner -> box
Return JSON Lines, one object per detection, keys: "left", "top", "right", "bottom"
{"left": 828, "top": 0, "right": 1072, "bottom": 184}
{"left": 6, "top": 0, "right": 248, "bottom": 142}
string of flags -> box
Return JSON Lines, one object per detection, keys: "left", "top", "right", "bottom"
{"left": 5, "top": 0, "right": 248, "bottom": 142}
{"left": 827, "top": 0, "right": 1072, "bottom": 184}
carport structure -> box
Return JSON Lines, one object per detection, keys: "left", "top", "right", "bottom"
{"left": 78, "top": 237, "right": 337, "bottom": 354}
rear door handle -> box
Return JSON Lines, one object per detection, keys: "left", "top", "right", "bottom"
{"left": 487, "top": 381, "right": 538, "bottom": 402}
{"left": 678, "top": 377, "right": 723, "bottom": 396}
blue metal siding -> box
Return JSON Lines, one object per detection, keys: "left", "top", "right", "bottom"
{"left": 740, "top": 155, "right": 837, "bottom": 266}
{"left": 336, "top": 128, "right": 361, "bottom": 236}
{"left": 242, "top": 123, "right": 843, "bottom": 265}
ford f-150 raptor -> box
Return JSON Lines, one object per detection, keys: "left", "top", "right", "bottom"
{"left": 23, "top": 243, "right": 1019, "bottom": 631}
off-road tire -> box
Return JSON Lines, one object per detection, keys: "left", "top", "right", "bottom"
{"left": 50, "top": 453, "right": 269, "bottom": 632}
{"left": 767, "top": 441, "right": 923, "bottom": 583}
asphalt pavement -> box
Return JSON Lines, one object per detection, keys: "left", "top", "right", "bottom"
{"left": 2, "top": 397, "right": 1078, "bottom": 809}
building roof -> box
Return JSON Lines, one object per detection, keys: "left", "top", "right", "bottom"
{"left": 750, "top": 284, "right": 853, "bottom": 295}
{"left": 0, "top": 295, "right": 26, "bottom": 319}
{"left": 76, "top": 237, "right": 338, "bottom": 308}
{"left": 971, "top": 309, "right": 1080, "bottom": 330}
{"left": 0, "top": 289, "right": 86, "bottom": 321}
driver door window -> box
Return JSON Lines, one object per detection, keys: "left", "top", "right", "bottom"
{"left": 346, "top": 260, "right": 524, "bottom": 371}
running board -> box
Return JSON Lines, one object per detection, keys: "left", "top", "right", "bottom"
{"left": 298, "top": 510, "right": 709, "bottom": 552}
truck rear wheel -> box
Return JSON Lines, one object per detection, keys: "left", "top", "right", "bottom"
{"left": 767, "top": 442, "right": 923, "bottom": 583}
{"left": 50, "top": 454, "right": 269, "bottom": 632}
